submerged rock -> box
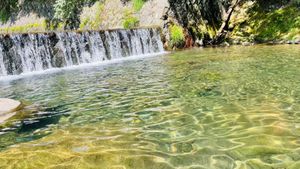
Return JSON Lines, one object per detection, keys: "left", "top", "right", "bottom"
{"left": 0, "top": 98, "right": 21, "bottom": 124}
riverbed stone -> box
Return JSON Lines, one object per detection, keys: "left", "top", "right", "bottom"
{"left": 242, "top": 42, "right": 252, "bottom": 46}
{"left": 0, "top": 98, "right": 21, "bottom": 113}
{"left": 0, "top": 99, "right": 21, "bottom": 123}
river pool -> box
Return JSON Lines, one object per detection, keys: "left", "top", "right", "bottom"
{"left": 0, "top": 45, "right": 300, "bottom": 169}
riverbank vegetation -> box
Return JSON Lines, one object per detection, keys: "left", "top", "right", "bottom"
{"left": 169, "top": 24, "right": 185, "bottom": 48}
{"left": 238, "top": 5, "right": 300, "bottom": 42}
{"left": 0, "top": 0, "right": 147, "bottom": 32}
{"left": 166, "top": 0, "right": 300, "bottom": 47}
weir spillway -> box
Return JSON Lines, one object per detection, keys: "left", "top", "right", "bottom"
{"left": 0, "top": 28, "right": 164, "bottom": 76}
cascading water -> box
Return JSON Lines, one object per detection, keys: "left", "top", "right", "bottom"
{"left": 0, "top": 28, "right": 164, "bottom": 76}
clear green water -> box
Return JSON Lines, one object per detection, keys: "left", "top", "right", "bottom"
{"left": 0, "top": 45, "right": 300, "bottom": 169}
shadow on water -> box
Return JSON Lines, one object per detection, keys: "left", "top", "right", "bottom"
{"left": 0, "top": 104, "right": 69, "bottom": 150}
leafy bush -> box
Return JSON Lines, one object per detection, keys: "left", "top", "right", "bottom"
{"left": 123, "top": 16, "right": 139, "bottom": 29}
{"left": 54, "top": 0, "right": 76, "bottom": 20}
{"left": 53, "top": 0, "right": 98, "bottom": 29}
{"left": 170, "top": 25, "right": 185, "bottom": 47}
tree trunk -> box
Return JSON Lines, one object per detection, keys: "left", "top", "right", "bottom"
{"left": 212, "top": 0, "right": 242, "bottom": 44}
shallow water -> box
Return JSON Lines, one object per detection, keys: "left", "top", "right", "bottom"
{"left": 0, "top": 45, "right": 300, "bottom": 169}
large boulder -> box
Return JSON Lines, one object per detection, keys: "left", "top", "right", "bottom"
{"left": 0, "top": 98, "right": 21, "bottom": 124}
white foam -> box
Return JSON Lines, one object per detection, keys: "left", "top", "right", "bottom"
{"left": 0, "top": 52, "right": 167, "bottom": 82}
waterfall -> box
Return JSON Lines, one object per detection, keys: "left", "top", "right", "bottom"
{"left": 0, "top": 28, "right": 164, "bottom": 76}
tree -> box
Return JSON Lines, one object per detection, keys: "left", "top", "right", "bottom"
{"left": 168, "top": 0, "right": 299, "bottom": 45}
{"left": 53, "top": 0, "right": 87, "bottom": 29}
{"left": 167, "top": 0, "right": 247, "bottom": 45}
{"left": 212, "top": 0, "right": 245, "bottom": 44}
{"left": 53, "top": 0, "right": 99, "bottom": 29}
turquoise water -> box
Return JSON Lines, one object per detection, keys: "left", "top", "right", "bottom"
{"left": 0, "top": 45, "right": 300, "bottom": 169}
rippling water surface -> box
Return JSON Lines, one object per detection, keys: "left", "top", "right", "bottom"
{"left": 0, "top": 45, "right": 300, "bottom": 169}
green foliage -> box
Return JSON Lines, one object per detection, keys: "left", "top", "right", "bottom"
{"left": 53, "top": 0, "right": 78, "bottom": 20}
{"left": 168, "top": 0, "right": 300, "bottom": 44}
{"left": 292, "top": 0, "right": 300, "bottom": 6}
{"left": 123, "top": 16, "right": 139, "bottom": 29}
{"left": 53, "top": 0, "right": 98, "bottom": 29}
{"left": 53, "top": 0, "right": 98, "bottom": 20}
{"left": 170, "top": 24, "right": 185, "bottom": 47}
{"left": 227, "top": 1, "right": 300, "bottom": 42}
{"left": 0, "top": 0, "right": 18, "bottom": 22}
{"left": 133, "top": 0, "right": 145, "bottom": 11}
{"left": 249, "top": 6, "right": 300, "bottom": 41}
